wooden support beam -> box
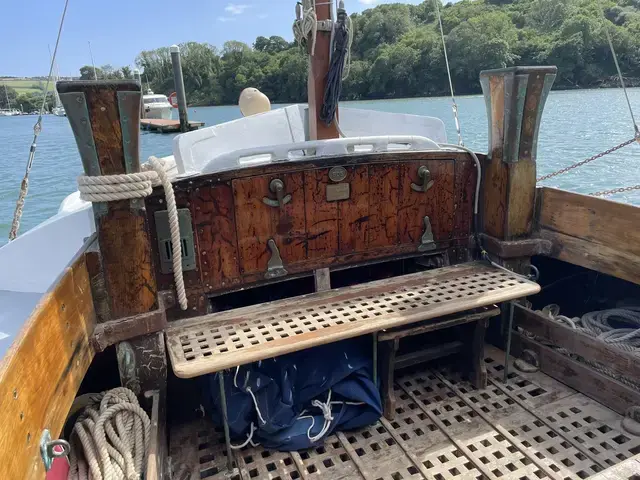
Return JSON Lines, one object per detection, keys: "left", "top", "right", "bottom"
{"left": 479, "top": 233, "right": 551, "bottom": 258}
{"left": 58, "top": 80, "right": 167, "bottom": 396}
{"left": 512, "top": 332, "right": 640, "bottom": 416}
{"left": 513, "top": 303, "right": 640, "bottom": 383}
{"left": 480, "top": 67, "right": 556, "bottom": 241}
{"left": 307, "top": 2, "right": 339, "bottom": 140}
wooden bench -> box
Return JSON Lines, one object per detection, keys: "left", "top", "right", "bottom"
{"left": 165, "top": 262, "right": 539, "bottom": 378}
{"left": 377, "top": 306, "right": 501, "bottom": 420}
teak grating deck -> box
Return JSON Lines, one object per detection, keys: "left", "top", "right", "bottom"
{"left": 168, "top": 347, "right": 640, "bottom": 480}
{"left": 166, "top": 263, "right": 540, "bottom": 378}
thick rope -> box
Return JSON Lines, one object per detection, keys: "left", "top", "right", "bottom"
{"left": 77, "top": 157, "right": 187, "bottom": 310}
{"left": 68, "top": 388, "right": 151, "bottom": 480}
{"left": 293, "top": 0, "right": 318, "bottom": 56}
{"left": 8, "top": 0, "right": 70, "bottom": 240}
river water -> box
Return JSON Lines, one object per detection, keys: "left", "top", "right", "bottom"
{"left": 1, "top": 88, "right": 639, "bottom": 245}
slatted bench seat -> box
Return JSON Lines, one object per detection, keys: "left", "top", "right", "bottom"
{"left": 166, "top": 262, "right": 540, "bottom": 378}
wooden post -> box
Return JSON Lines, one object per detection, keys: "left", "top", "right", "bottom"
{"left": 308, "top": 2, "right": 339, "bottom": 140}
{"left": 134, "top": 69, "right": 145, "bottom": 119}
{"left": 170, "top": 45, "right": 189, "bottom": 133}
{"left": 57, "top": 81, "right": 166, "bottom": 397}
{"left": 480, "top": 66, "right": 557, "bottom": 241}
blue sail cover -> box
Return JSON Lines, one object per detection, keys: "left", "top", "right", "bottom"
{"left": 207, "top": 338, "right": 382, "bottom": 451}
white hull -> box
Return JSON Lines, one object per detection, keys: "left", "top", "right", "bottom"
{"left": 144, "top": 104, "right": 173, "bottom": 120}
{"left": 52, "top": 106, "right": 66, "bottom": 117}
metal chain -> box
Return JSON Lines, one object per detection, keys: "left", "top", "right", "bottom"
{"left": 590, "top": 184, "right": 640, "bottom": 197}
{"left": 536, "top": 136, "right": 639, "bottom": 183}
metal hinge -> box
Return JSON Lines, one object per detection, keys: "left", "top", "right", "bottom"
{"left": 418, "top": 216, "right": 436, "bottom": 252}
{"left": 265, "top": 239, "right": 288, "bottom": 279}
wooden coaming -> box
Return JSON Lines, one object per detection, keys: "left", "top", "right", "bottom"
{"left": 536, "top": 187, "right": 640, "bottom": 284}
{"left": 0, "top": 240, "right": 96, "bottom": 479}
{"left": 145, "top": 152, "right": 479, "bottom": 301}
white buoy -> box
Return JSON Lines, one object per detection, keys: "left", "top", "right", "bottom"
{"left": 239, "top": 88, "right": 271, "bottom": 116}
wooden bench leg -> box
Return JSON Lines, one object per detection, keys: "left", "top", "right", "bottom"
{"left": 380, "top": 338, "right": 399, "bottom": 420}
{"left": 469, "top": 318, "right": 489, "bottom": 389}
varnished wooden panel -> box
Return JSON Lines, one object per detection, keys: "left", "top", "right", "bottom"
{"left": 398, "top": 160, "right": 455, "bottom": 244}
{"left": 368, "top": 164, "right": 400, "bottom": 248}
{"left": 453, "top": 159, "right": 477, "bottom": 237}
{"left": 193, "top": 184, "right": 240, "bottom": 290}
{"left": 338, "top": 166, "right": 370, "bottom": 254}
{"left": 304, "top": 169, "right": 339, "bottom": 260}
{"left": 0, "top": 246, "right": 96, "bottom": 479}
{"left": 233, "top": 173, "right": 306, "bottom": 274}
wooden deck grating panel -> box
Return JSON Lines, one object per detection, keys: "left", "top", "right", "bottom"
{"left": 166, "top": 263, "right": 539, "bottom": 377}
{"left": 168, "top": 348, "right": 639, "bottom": 480}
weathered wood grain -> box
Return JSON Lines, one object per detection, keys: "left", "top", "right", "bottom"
{"left": 368, "top": 164, "right": 400, "bottom": 248}
{"left": 192, "top": 184, "right": 240, "bottom": 290}
{"left": 338, "top": 166, "right": 369, "bottom": 254}
{"left": 304, "top": 169, "right": 339, "bottom": 259}
{"left": 512, "top": 333, "right": 640, "bottom": 416}
{"left": 398, "top": 160, "right": 455, "bottom": 244}
{"left": 452, "top": 158, "right": 477, "bottom": 237}
{"left": 307, "top": 1, "right": 339, "bottom": 140}
{"left": 538, "top": 228, "right": 640, "bottom": 285}
{"left": 483, "top": 75, "right": 508, "bottom": 239}
{"left": 233, "top": 173, "right": 306, "bottom": 274}
{"left": 537, "top": 187, "right": 640, "bottom": 257}
{"left": 513, "top": 303, "right": 640, "bottom": 383}
{"left": 0, "top": 248, "right": 95, "bottom": 479}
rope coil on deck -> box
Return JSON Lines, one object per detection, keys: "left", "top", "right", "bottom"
{"left": 77, "top": 156, "right": 187, "bottom": 310}
{"left": 68, "top": 388, "right": 151, "bottom": 480}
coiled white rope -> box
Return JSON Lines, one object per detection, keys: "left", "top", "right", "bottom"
{"left": 77, "top": 156, "right": 187, "bottom": 310}
{"left": 293, "top": 0, "right": 318, "bottom": 56}
{"left": 68, "top": 388, "right": 151, "bottom": 480}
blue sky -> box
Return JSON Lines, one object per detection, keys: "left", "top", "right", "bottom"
{"left": 3, "top": 0, "right": 426, "bottom": 77}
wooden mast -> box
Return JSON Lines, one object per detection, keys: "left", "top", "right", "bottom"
{"left": 308, "top": 1, "right": 339, "bottom": 140}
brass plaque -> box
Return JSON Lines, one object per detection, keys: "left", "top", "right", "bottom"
{"left": 329, "top": 166, "right": 347, "bottom": 182}
{"left": 326, "top": 183, "right": 350, "bottom": 202}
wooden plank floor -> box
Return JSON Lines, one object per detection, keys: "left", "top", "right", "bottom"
{"left": 166, "top": 263, "right": 540, "bottom": 378}
{"left": 168, "top": 346, "right": 640, "bottom": 480}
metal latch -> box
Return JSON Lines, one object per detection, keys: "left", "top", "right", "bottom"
{"left": 265, "top": 239, "right": 288, "bottom": 279}
{"left": 40, "top": 430, "right": 70, "bottom": 471}
{"left": 410, "top": 166, "right": 435, "bottom": 193}
{"left": 263, "top": 179, "right": 292, "bottom": 208}
{"left": 418, "top": 216, "right": 436, "bottom": 252}
{"left": 154, "top": 208, "right": 197, "bottom": 274}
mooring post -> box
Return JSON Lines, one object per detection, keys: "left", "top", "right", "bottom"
{"left": 134, "top": 68, "right": 145, "bottom": 119}
{"left": 57, "top": 81, "right": 167, "bottom": 402}
{"left": 170, "top": 44, "right": 189, "bottom": 133}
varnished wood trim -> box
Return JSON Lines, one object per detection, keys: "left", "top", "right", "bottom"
{"left": 0, "top": 243, "right": 96, "bottom": 479}
{"left": 513, "top": 304, "right": 640, "bottom": 383}
{"left": 512, "top": 332, "right": 640, "bottom": 416}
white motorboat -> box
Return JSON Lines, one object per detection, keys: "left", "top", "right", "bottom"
{"left": 143, "top": 91, "right": 173, "bottom": 119}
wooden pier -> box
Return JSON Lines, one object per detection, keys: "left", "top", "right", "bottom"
{"left": 140, "top": 119, "right": 205, "bottom": 133}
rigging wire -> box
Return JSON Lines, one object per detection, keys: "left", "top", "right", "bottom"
{"left": 597, "top": 0, "right": 639, "bottom": 136}
{"left": 433, "top": 0, "right": 463, "bottom": 146}
{"left": 8, "top": 0, "right": 70, "bottom": 241}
